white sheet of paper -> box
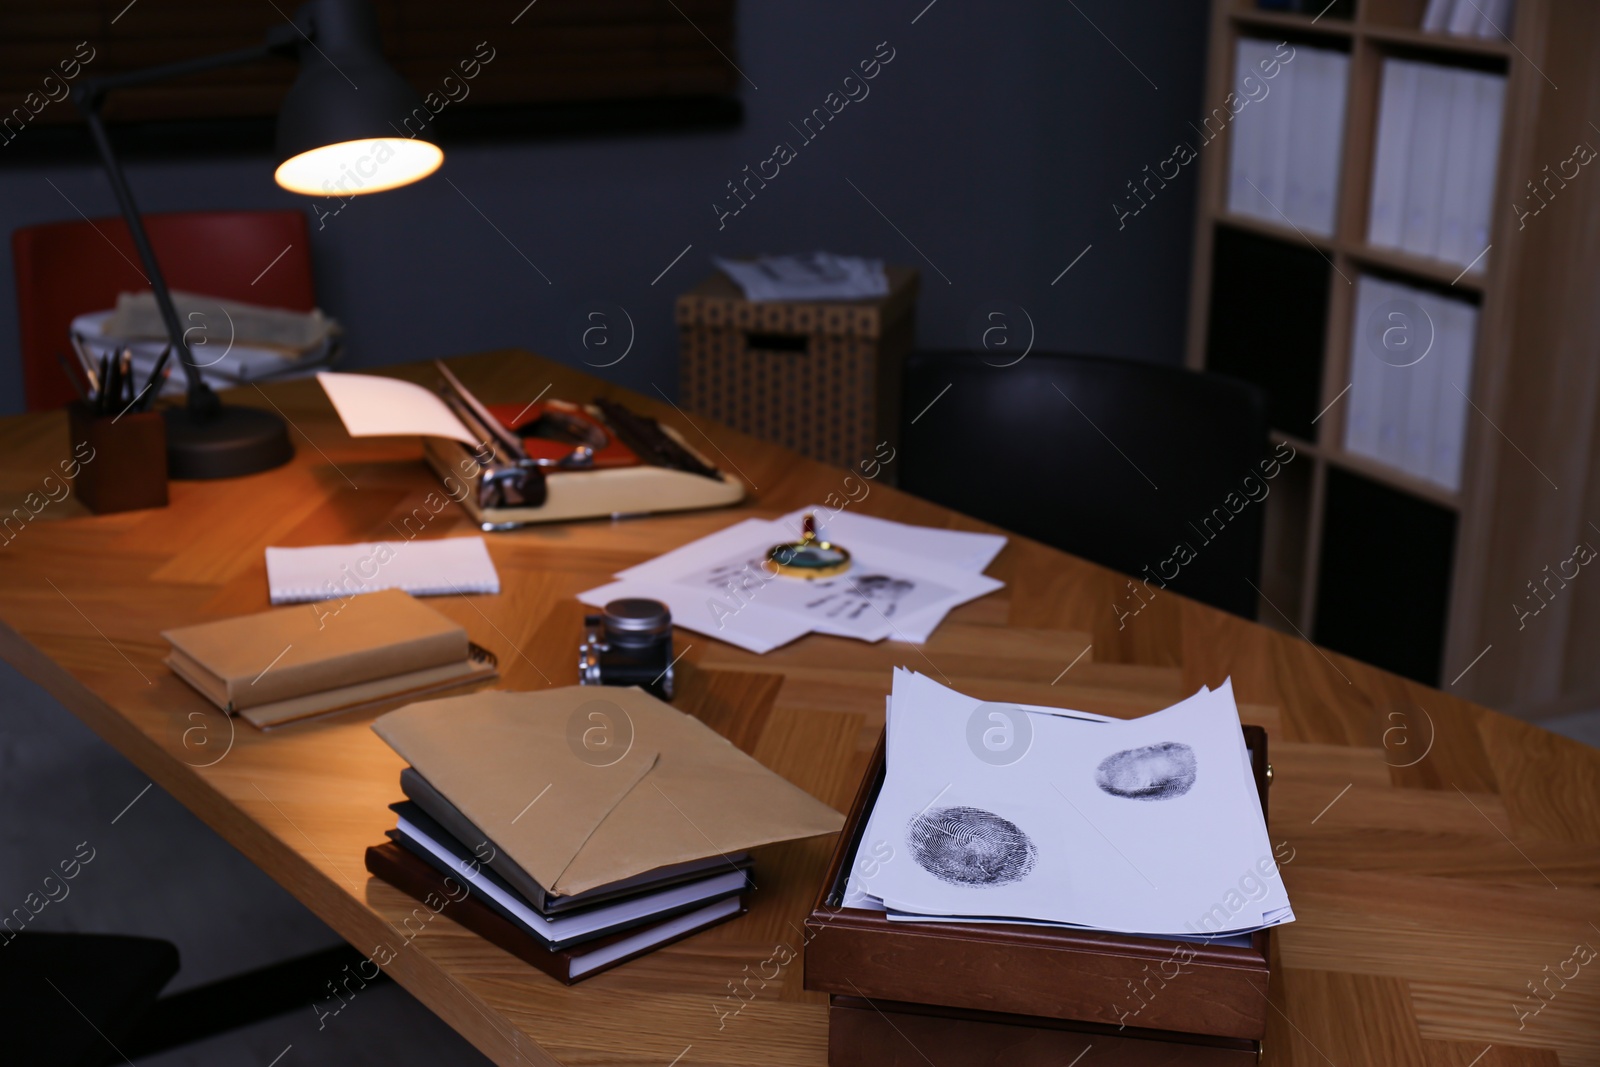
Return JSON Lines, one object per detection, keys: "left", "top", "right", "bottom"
{"left": 318, "top": 371, "right": 478, "bottom": 446}
{"left": 842, "top": 679, "right": 1116, "bottom": 909}
{"left": 266, "top": 537, "right": 500, "bottom": 604}
{"left": 577, "top": 578, "right": 813, "bottom": 655}
{"left": 857, "top": 672, "right": 1291, "bottom": 937}
{"left": 617, "top": 519, "right": 1002, "bottom": 643}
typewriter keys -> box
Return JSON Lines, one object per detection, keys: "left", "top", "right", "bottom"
{"left": 765, "top": 512, "right": 851, "bottom": 579}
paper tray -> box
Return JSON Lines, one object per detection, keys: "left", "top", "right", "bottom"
{"left": 803, "top": 726, "right": 1274, "bottom": 1044}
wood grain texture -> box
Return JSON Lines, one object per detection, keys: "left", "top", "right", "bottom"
{"left": 0, "top": 350, "right": 1596, "bottom": 1066}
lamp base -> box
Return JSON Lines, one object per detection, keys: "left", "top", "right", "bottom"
{"left": 163, "top": 404, "right": 294, "bottom": 480}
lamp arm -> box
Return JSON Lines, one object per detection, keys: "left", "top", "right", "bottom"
{"left": 70, "top": 27, "right": 300, "bottom": 416}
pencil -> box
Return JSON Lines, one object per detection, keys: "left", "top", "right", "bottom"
{"left": 139, "top": 344, "right": 173, "bottom": 409}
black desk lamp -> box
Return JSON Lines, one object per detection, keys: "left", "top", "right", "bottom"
{"left": 73, "top": 0, "right": 442, "bottom": 479}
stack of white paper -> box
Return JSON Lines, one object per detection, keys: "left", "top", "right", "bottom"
{"left": 1227, "top": 40, "right": 1349, "bottom": 237}
{"left": 1343, "top": 274, "right": 1477, "bottom": 491}
{"left": 72, "top": 308, "right": 340, "bottom": 399}
{"left": 846, "top": 671, "right": 1293, "bottom": 939}
{"left": 578, "top": 509, "right": 1006, "bottom": 654}
{"left": 712, "top": 253, "right": 889, "bottom": 302}
{"left": 1368, "top": 59, "right": 1505, "bottom": 270}
{"left": 266, "top": 537, "right": 501, "bottom": 604}
{"left": 1422, "top": 0, "right": 1515, "bottom": 38}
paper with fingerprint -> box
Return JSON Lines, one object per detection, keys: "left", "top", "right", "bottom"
{"left": 611, "top": 517, "right": 1003, "bottom": 645}
{"left": 906, "top": 806, "right": 1037, "bottom": 886}
{"left": 852, "top": 669, "right": 1292, "bottom": 937}
{"left": 1096, "top": 742, "right": 1198, "bottom": 800}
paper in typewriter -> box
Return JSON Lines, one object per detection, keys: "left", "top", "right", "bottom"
{"left": 855, "top": 671, "right": 1293, "bottom": 937}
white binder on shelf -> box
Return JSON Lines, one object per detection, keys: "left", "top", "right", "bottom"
{"left": 1400, "top": 64, "right": 1452, "bottom": 259}
{"left": 1431, "top": 297, "right": 1479, "bottom": 491}
{"left": 1401, "top": 291, "right": 1442, "bottom": 480}
{"left": 1309, "top": 50, "right": 1351, "bottom": 237}
{"left": 1259, "top": 43, "right": 1296, "bottom": 220}
{"left": 1462, "top": 72, "right": 1506, "bottom": 271}
{"left": 1368, "top": 60, "right": 1419, "bottom": 249}
{"left": 1374, "top": 281, "right": 1412, "bottom": 471}
{"left": 1227, "top": 39, "right": 1270, "bottom": 220}
{"left": 1435, "top": 72, "right": 1480, "bottom": 265}
{"left": 1344, "top": 276, "right": 1383, "bottom": 461}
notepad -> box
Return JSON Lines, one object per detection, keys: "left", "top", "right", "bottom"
{"left": 266, "top": 537, "right": 500, "bottom": 604}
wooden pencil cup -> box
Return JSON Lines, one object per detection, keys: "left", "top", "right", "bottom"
{"left": 67, "top": 401, "right": 169, "bottom": 514}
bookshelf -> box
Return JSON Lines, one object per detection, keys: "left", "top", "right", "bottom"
{"left": 1186, "top": 0, "right": 1600, "bottom": 717}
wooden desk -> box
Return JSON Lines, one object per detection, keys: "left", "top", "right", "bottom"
{"left": 1, "top": 351, "right": 1595, "bottom": 1067}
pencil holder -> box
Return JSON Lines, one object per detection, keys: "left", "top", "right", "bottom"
{"left": 67, "top": 401, "right": 169, "bottom": 514}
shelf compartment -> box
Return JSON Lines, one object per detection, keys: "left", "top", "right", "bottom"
{"left": 1205, "top": 227, "right": 1333, "bottom": 441}
{"left": 1313, "top": 466, "right": 1456, "bottom": 684}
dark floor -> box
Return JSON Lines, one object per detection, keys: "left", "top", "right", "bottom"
{"left": 0, "top": 657, "right": 492, "bottom": 1066}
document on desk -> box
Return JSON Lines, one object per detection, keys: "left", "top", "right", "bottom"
{"left": 266, "top": 536, "right": 501, "bottom": 604}
{"left": 851, "top": 671, "right": 1292, "bottom": 938}
{"left": 580, "top": 513, "right": 1005, "bottom": 652}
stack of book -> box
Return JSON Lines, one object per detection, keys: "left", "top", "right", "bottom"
{"left": 1227, "top": 40, "right": 1350, "bottom": 238}
{"left": 162, "top": 589, "right": 497, "bottom": 729}
{"left": 367, "top": 686, "right": 843, "bottom": 982}
{"left": 1343, "top": 274, "right": 1477, "bottom": 491}
{"left": 369, "top": 785, "right": 753, "bottom": 984}
{"left": 1422, "top": 0, "right": 1515, "bottom": 38}
{"left": 1368, "top": 59, "right": 1505, "bottom": 271}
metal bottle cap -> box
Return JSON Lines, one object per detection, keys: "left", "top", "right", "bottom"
{"left": 603, "top": 598, "right": 671, "bottom": 643}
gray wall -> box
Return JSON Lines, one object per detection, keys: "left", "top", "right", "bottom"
{"left": 0, "top": 0, "right": 1209, "bottom": 415}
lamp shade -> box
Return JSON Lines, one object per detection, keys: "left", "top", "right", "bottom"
{"left": 273, "top": 0, "right": 442, "bottom": 196}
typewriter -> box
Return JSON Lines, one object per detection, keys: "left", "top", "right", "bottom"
{"left": 423, "top": 362, "right": 744, "bottom": 529}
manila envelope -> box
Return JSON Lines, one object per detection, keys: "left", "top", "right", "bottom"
{"left": 375, "top": 686, "right": 843, "bottom": 897}
{"left": 373, "top": 690, "right": 659, "bottom": 892}
{"left": 546, "top": 686, "right": 843, "bottom": 896}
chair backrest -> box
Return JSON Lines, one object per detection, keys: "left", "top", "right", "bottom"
{"left": 12, "top": 210, "right": 315, "bottom": 412}
{"left": 899, "top": 351, "right": 1272, "bottom": 619}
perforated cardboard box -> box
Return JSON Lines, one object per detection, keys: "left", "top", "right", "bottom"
{"left": 676, "top": 267, "right": 919, "bottom": 470}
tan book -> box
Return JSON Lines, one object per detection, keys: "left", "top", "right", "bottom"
{"left": 239, "top": 646, "right": 496, "bottom": 729}
{"left": 373, "top": 686, "right": 844, "bottom": 896}
{"left": 162, "top": 588, "right": 468, "bottom": 712}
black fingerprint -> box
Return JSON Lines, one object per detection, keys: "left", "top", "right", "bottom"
{"left": 1095, "top": 741, "right": 1198, "bottom": 800}
{"left": 906, "top": 806, "right": 1037, "bottom": 887}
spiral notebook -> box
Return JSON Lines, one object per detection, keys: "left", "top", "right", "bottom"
{"left": 266, "top": 537, "right": 500, "bottom": 604}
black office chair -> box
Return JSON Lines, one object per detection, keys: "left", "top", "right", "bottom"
{"left": 1, "top": 930, "right": 384, "bottom": 1062}
{"left": 1, "top": 932, "right": 179, "bottom": 1066}
{"left": 899, "top": 351, "right": 1271, "bottom": 619}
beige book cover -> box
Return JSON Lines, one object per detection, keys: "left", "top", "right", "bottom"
{"left": 162, "top": 588, "right": 467, "bottom": 711}
{"left": 238, "top": 649, "right": 497, "bottom": 729}
{"left": 372, "top": 686, "right": 843, "bottom": 896}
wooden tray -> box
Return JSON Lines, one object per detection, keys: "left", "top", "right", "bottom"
{"left": 827, "top": 996, "right": 1260, "bottom": 1065}
{"left": 803, "top": 726, "right": 1274, "bottom": 1044}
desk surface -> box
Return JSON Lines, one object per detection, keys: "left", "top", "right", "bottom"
{"left": 1, "top": 350, "right": 1596, "bottom": 1067}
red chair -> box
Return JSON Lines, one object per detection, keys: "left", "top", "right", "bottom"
{"left": 12, "top": 210, "right": 316, "bottom": 412}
